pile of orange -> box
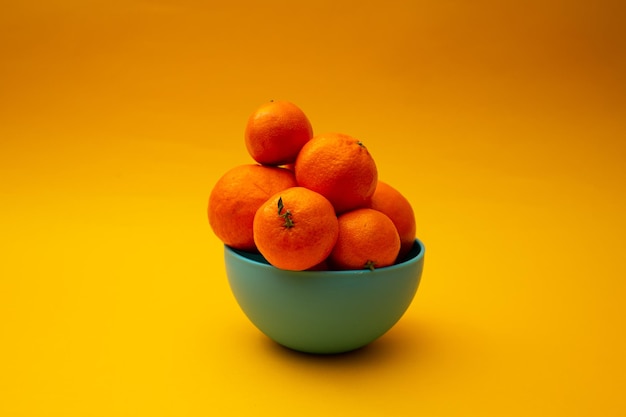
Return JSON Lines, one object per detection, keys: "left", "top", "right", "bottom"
{"left": 208, "top": 100, "right": 417, "bottom": 272}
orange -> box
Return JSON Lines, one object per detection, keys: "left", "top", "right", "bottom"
{"left": 307, "top": 259, "right": 330, "bottom": 271}
{"left": 367, "top": 180, "right": 417, "bottom": 260}
{"left": 253, "top": 187, "right": 338, "bottom": 271}
{"left": 244, "top": 100, "right": 314, "bottom": 166}
{"left": 208, "top": 164, "right": 297, "bottom": 251}
{"left": 328, "top": 208, "right": 400, "bottom": 271}
{"left": 294, "top": 132, "right": 378, "bottom": 214}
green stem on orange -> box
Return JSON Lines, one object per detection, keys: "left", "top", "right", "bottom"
{"left": 277, "top": 197, "right": 294, "bottom": 229}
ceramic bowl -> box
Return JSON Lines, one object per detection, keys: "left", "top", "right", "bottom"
{"left": 224, "top": 238, "right": 425, "bottom": 354}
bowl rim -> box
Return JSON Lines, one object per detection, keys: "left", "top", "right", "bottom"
{"left": 224, "top": 238, "right": 425, "bottom": 275}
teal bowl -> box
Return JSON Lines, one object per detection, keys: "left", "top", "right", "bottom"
{"left": 224, "top": 238, "right": 425, "bottom": 354}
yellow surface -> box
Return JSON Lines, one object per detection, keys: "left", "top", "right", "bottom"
{"left": 1, "top": 1, "right": 625, "bottom": 416}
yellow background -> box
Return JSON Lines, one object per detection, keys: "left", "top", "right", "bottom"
{"left": 1, "top": 1, "right": 625, "bottom": 415}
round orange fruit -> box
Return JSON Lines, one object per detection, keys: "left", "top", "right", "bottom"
{"left": 244, "top": 100, "right": 313, "bottom": 166}
{"left": 367, "top": 180, "right": 417, "bottom": 260}
{"left": 208, "top": 164, "right": 297, "bottom": 251}
{"left": 329, "top": 208, "right": 400, "bottom": 271}
{"left": 294, "top": 132, "right": 378, "bottom": 214}
{"left": 253, "top": 187, "right": 339, "bottom": 271}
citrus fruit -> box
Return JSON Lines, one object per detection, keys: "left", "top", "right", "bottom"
{"left": 367, "top": 180, "right": 417, "bottom": 260}
{"left": 208, "top": 164, "right": 297, "bottom": 251}
{"left": 244, "top": 100, "right": 313, "bottom": 166}
{"left": 307, "top": 259, "right": 330, "bottom": 271}
{"left": 294, "top": 132, "right": 378, "bottom": 214}
{"left": 253, "top": 186, "right": 339, "bottom": 271}
{"left": 328, "top": 208, "right": 400, "bottom": 270}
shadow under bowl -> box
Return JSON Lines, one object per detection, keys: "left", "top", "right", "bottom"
{"left": 224, "top": 238, "right": 425, "bottom": 354}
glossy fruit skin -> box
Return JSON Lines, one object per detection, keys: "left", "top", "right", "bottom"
{"left": 294, "top": 132, "right": 378, "bottom": 214}
{"left": 244, "top": 100, "right": 313, "bottom": 166}
{"left": 367, "top": 180, "right": 417, "bottom": 260}
{"left": 253, "top": 186, "right": 339, "bottom": 271}
{"left": 208, "top": 164, "right": 297, "bottom": 251}
{"left": 329, "top": 208, "right": 401, "bottom": 271}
